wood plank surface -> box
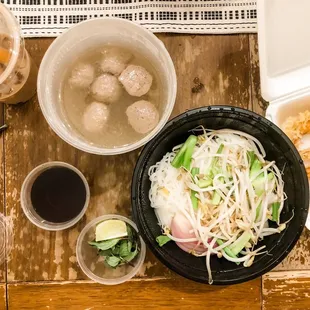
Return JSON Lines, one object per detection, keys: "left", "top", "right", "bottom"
{"left": 3, "top": 31, "right": 309, "bottom": 310}
{"left": 160, "top": 34, "right": 251, "bottom": 118}
{"left": 274, "top": 229, "right": 310, "bottom": 272}
{"left": 0, "top": 102, "right": 5, "bottom": 283}
{"left": 4, "top": 34, "right": 252, "bottom": 282}
{"left": 263, "top": 271, "right": 310, "bottom": 310}
{"left": 2, "top": 24, "right": 310, "bottom": 310}
{"left": 0, "top": 284, "right": 6, "bottom": 310}
{"left": 8, "top": 277, "right": 261, "bottom": 310}
{"left": 249, "top": 34, "right": 267, "bottom": 116}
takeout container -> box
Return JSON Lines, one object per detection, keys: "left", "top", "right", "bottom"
{"left": 21, "top": 162, "right": 90, "bottom": 231}
{"left": 131, "top": 106, "right": 309, "bottom": 285}
{"left": 258, "top": 0, "right": 310, "bottom": 128}
{"left": 37, "top": 18, "right": 177, "bottom": 155}
{"left": 257, "top": 0, "right": 310, "bottom": 229}
{"left": 76, "top": 215, "right": 146, "bottom": 285}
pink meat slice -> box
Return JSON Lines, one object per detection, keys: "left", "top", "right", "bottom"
{"left": 170, "top": 213, "right": 208, "bottom": 254}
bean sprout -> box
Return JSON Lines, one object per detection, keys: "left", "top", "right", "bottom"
{"left": 149, "top": 128, "right": 286, "bottom": 284}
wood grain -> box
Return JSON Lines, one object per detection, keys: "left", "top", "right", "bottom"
{"left": 263, "top": 271, "right": 310, "bottom": 310}
{"left": 0, "top": 102, "right": 5, "bottom": 283}
{"left": 4, "top": 35, "right": 252, "bottom": 282}
{"left": 0, "top": 284, "right": 6, "bottom": 310}
{"left": 249, "top": 34, "right": 268, "bottom": 115}
{"left": 160, "top": 34, "right": 251, "bottom": 118}
{"left": 8, "top": 277, "right": 261, "bottom": 310}
{"left": 274, "top": 229, "right": 310, "bottom": 271}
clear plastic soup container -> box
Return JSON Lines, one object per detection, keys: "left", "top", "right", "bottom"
{"left": 76, "top": 215, "right": 146, "bottom": 285}
{"left": 21, "top": 162, "right": 90, "bottom": 231}
{"left": 37, "top": 17, "right": 177, "bottom": 155}
{"left": 0, "top": 4, "right": 38, "bottom": 104}
{"left": 257, "top": 0, "right": 310, "bottom": 228}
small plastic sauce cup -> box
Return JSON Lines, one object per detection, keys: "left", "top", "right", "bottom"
{"left": 20, "top": 161, "right": 90, "bottom": 231}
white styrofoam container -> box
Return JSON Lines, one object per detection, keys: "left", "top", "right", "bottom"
{"left": 257, "top": 0, "right": 310, "bottom": 228}
{"left": 258, "top": 0, "right": 310, "bottom": 127}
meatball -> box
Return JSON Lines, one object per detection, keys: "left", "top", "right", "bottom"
{"left": 126, "top": 100, "right": 159, "bottom": 134}
{"left": 82, "top": 101, "right": 109, "bottom": 133}
{"left": 118, "top": 65, "right": 153, "bottom": 97}
{"left": 69, "top": 62, "right": 95, "bottom": 89}
{"left": 90, "top": 74, "right": 122, "bottom": 103}
{"left": 100, "top": 47, "right": 132, "bottom": 76}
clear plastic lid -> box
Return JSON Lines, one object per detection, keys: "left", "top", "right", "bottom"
{"left": 257, "top": 0, "right": 310, "bottom": 102}
{"left": 0, "top": 212, "right": 13, "bottom": 265}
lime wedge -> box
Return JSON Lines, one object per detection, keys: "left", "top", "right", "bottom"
{"left": 95, "top": 220, "right": 128, "bottom": 241}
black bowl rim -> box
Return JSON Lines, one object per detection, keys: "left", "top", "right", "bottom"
{"left": 131, "top": 105, "right": 309, "bottom": 285}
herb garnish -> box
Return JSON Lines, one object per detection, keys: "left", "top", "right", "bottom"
{"left": 88, "top": 224, "right": 140, "bottom": 268}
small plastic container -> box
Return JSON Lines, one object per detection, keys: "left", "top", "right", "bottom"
{"left": 37, "top": 17, "right": 177, "bottom": 155}
{"left": 76, "top": 214, "right": 146, "bottom": 285}
{"left": 21, "top": 162, "right": 90, "bottom": 231}
{"left": 0, "top": 4, "right": 38, "bottom": 104}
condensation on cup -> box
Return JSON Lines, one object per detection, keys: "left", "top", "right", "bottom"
{"left": 0, "top": 4, "right": 38, "bottom": 104}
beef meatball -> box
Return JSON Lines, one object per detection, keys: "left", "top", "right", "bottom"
{"left": 100, "top": 47, "right": 132, "bottom": 76}
{"left": 90, "top": 74, "right": 122, "bottom": 103}
{"left": 126, "top": 100, "right": 159, "bottom": 134}
{"left": 118, "top": 65, "right": 152, "bottom": 97}
{"left": 69, "top": 62, "right": 95, "bottom": 89}
{"left": 82, "top": 101, "right": 109, "bottom": 133}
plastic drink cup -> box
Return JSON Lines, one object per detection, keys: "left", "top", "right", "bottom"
{"left": 0, "top": 4, "right": 38, "bottom": 104}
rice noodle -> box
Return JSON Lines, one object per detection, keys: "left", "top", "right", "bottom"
{"left": 149, "top": 128, "right": 286, "bottom": 284}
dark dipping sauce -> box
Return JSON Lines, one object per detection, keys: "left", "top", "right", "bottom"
{"left": 30, "top": 167, "right": 87, "bottom": 223}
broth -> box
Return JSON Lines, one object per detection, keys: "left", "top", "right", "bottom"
{"left": 31, "top": 167, "right": 87, "bottom": 223}
{"left": 61, "top": 45, "right": 164, "bottom": 148}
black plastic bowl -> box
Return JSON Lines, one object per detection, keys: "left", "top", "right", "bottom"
{"left": 131, "top": 106, "right": 309, "bottom": 285}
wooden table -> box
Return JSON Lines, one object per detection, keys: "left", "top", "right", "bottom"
{"left": 0, "top": 34, "right": 309, "bottom": 310}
